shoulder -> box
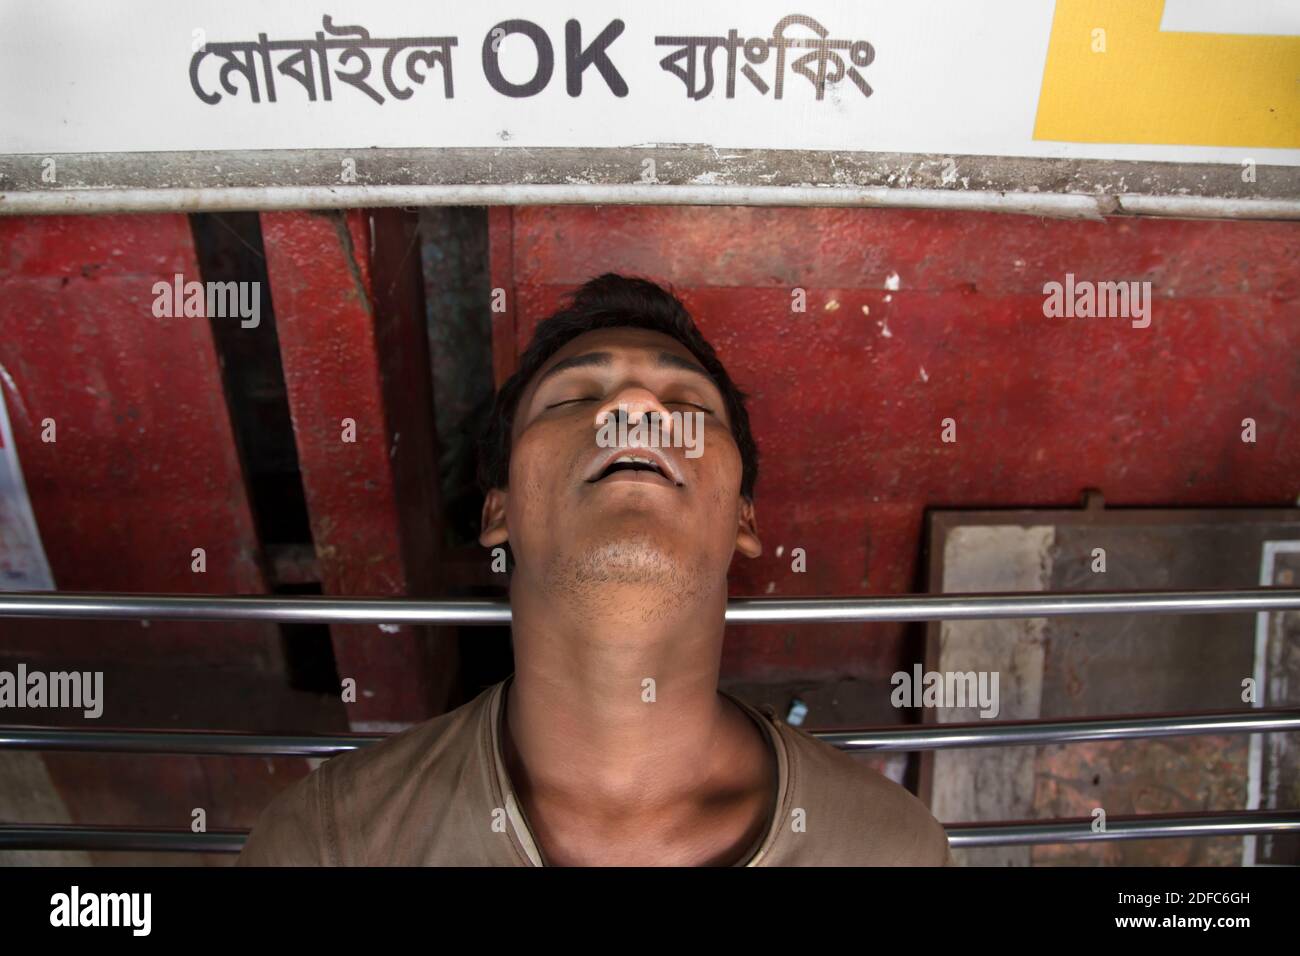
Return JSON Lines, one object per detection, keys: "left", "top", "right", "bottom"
{"left": 770, "top": 720, "right": 952, "bottom": 866}
{"left": 237, "top": 683, "right": 500, "bottom": 866}
{"left": 236, "top": 756, "right": 330, "bottom": 866}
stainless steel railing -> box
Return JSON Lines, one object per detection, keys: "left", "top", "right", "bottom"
{"left": 1, "top": 586, "right": 1298, "bottom": 625}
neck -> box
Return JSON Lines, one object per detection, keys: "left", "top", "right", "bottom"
{"left": 502, "top": 575, "right": 734, "bottom": 812}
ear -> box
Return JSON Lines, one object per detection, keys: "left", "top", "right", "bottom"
{"left": 479, "top": 488, "right": 510, "bottom": 548}
{"left": 735, "top": 496, "right": 762, "bottom": 559}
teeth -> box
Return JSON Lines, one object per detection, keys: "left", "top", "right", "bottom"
{"left": 599, "top": 454, "right": 666, "bottom": 478}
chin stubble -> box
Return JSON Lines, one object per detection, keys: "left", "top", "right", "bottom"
{"left": 542, "top": 531, "right": 717, "bottom": 625}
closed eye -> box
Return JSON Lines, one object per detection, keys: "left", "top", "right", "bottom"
{"left": 545, "top": 397, "right": 598, "bottom": 410}
{"left": 669, "top": 401, "right": 714, "bottom": 414}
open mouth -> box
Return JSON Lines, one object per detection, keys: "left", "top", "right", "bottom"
{"left": 587, "top": 453, "right": 682, "bottom": 486}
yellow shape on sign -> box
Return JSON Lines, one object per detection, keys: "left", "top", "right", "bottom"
{"left": 1035, "top": 0, "right": 1299, "bottom": 148}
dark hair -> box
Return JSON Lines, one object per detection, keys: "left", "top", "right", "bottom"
{"left": 477, "top": 273, "right": 759, "bottom": 499}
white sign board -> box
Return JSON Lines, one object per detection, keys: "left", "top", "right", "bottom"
{"left": 1, "top": 0, "right": 1296, "bottom": 164}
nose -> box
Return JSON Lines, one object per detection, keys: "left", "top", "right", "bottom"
{"left": 593, "top": 387, "right": 674, "bottom": 445}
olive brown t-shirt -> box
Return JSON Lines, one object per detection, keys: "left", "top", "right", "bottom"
{"left": 237, "top": 676, "right": 953, "bottom": 866}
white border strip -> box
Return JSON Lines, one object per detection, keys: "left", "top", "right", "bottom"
{"left": 1160, "top": 0, "right": 1300, "bottom": 36}
{"left": 2, "top": 184, "right": 1299, "bottom": 220}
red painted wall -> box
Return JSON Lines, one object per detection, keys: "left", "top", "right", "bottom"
{"left": 0, "top": 213, "right": 276, "bottom": 662}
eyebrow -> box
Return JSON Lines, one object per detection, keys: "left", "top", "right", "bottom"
{"left": 534, "top": 349, "right": 717, "bottom": 389}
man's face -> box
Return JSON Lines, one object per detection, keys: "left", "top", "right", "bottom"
{"left": 480, "top": 327, "right": 761, "bottom": 604}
